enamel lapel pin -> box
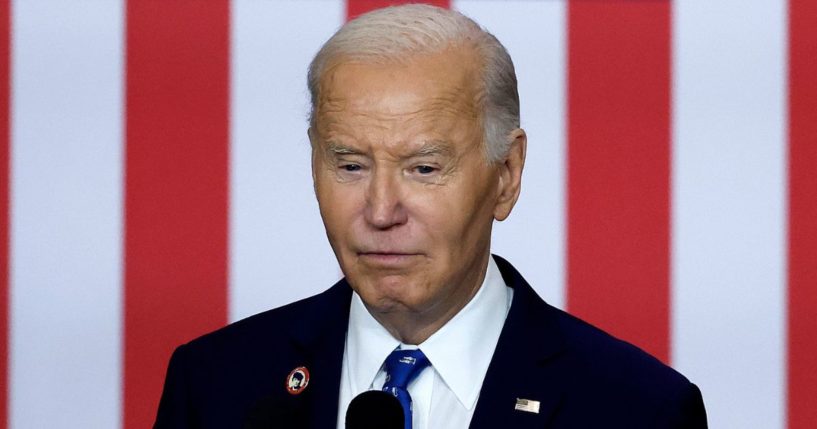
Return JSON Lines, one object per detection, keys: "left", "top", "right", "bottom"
{"left": 285, "top": 366, "right": 310, "bottom": 395}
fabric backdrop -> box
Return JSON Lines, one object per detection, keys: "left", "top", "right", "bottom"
{"left": 2, "top": 0, "right": 815, "bottom": 428}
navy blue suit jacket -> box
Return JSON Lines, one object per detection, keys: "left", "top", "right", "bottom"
{"left": 155, "top": 255, "right": 707, "bottom": 428}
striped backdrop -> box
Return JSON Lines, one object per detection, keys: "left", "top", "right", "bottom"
{"left": 3, "top": 0, "right": 814, "bottom": 428}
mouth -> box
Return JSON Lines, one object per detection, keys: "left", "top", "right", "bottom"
{"left": 357, "top": 252, "right": 421, "bottom": 267}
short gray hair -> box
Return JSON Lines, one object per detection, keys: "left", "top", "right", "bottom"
{"left": 307, "top": 4, "right": 519, "bottom": 163}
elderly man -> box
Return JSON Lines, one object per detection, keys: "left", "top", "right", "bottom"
{"left": 155, "top": 5, "right": 706, "bottom": 429}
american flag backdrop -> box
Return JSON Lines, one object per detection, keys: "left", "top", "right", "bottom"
{"left": 2, "top": 0, "right": 815, "bottom": 428}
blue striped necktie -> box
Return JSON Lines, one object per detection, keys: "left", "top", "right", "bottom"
{"left": 381, "top": 348, "right": 430, "bottom": 429}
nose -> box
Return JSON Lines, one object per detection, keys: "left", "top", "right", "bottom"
{"left": 364, "top": 168, "right": 408, "bottom": 229}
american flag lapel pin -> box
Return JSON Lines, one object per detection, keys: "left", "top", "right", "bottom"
{"left": 514, "top": 398, "right": 540, "bottom": 414}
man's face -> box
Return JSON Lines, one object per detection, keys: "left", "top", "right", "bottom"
{"left": 310, "top": 48, "right": 520, "bottom": 332}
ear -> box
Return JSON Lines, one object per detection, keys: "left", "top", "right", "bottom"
{"left": 493, "top": 128, "right": 526, "bottom": 221}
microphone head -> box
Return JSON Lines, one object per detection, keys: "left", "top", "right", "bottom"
{"left": 345, "top": 390, "right": 405, "bottom": 429}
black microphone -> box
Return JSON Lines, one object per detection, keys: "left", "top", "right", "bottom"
{"left": 345, "top": 390, "right": 405, "bottom": 429}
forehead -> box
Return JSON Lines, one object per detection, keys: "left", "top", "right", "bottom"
{"left": 316, "top": 48, "right": 483, "bottom": 127}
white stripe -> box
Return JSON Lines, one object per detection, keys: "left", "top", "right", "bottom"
{"left": 229, "top": 0, "right": 344, "bottom": 322}
{"left": 453, "top": 0, "right": 567, "bottom": 309}
{"left": 671, "top": 1, "right": 787, "bottom": 428}
{"left": 9, "top": 1, "right": 124, "bottom": 428}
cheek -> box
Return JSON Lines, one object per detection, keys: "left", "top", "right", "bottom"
{"left": 318, "top": 183, "right": 363, "bottom": 236}
{"left": 408, "top": 189, "right": 483, "bottom": 242}
{"left": 419, "top": 180, "right": 496, "bottom": 247}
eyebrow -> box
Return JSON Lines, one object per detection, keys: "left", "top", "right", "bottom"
{"left": 324, "top": 140, "right": 454, "bottom": 158}
{"left": 325, "top": 142, "right": 360, "bottom": 155}
{"left": 413, "top": 141, "right": 454, "bottom": 157}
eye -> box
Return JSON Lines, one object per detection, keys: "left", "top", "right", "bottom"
{"left": 415, "top": 165, "right": 437, "bottom": 175}
{"left": 341, "top": 164, "right": 362, "bottom": 172}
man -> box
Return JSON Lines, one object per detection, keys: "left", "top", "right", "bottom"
{"left": 155, "top": 5, "right": 707, "bottom": 428}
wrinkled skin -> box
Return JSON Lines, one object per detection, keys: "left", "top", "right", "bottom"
{"left": 310, "top": 47, "right": 526, "bottom": 344}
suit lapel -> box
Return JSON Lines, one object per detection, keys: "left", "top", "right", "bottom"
{"left": 289, "top": 279, "right": 353, "bottom": 429}
{"left": 469, "top": 256, "right": 569, "bottom": 429}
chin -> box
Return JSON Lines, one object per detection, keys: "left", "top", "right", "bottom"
{"left": 352, "top": 274, "right": 427, "bottom": 313}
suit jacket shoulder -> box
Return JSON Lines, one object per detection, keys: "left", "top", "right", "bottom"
{"left": 154, "top": 280, "right": 353, "bottom": 429}
{"left": 471, "top": 256, "right": 707, "bottom": 428}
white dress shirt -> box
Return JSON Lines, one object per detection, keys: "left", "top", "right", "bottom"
{"left": 336, "top": 256, "right": 513, "bottom": 429}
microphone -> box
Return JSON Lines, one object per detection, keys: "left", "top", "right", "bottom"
{"left": 345, "top": 390, "right": 405, "bottom": 429}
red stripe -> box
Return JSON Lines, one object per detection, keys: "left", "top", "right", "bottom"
{"left": 787, "top": 0, "right": 817, "bottom": 426}
{"left": 0, "top": 0, "right": 8, "bottom": 427}
{"left": 347, "top": 0, "right": 449, "bottom": 21}
{"left": 566, "top": 1, "right": 671, "bottom": 363}
{"left": 123, "top": 1, "right": 230, "bottom": 428}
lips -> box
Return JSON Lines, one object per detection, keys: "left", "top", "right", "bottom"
{"left": 357, "top": 251, "right": 421, "bottom": 267}
{"left": 358, "top": 250, "right": 417, "bottom": 255}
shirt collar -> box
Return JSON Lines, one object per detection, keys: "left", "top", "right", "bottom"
{"left": 346, "top": 256, "right": 512, "bottom": 409}
{"left": 346, "top": 292, "right": 400, "bottom": 395}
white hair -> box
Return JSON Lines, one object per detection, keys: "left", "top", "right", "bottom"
{"left": 307, "top": 4, "right": 520, "bottom": 163}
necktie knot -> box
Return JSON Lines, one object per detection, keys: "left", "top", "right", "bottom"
{"left": 382, "top": 348, "right": 430, "bottom": 390}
